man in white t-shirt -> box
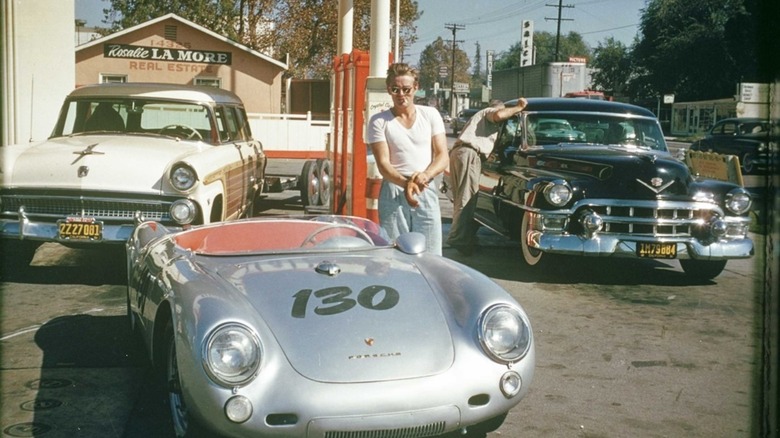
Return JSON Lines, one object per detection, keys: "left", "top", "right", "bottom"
{"left": 446, "top": 98, "right": 527, "bottom": 255}
{"left": 367, "top": 63, "right": 449, "bottom": 255}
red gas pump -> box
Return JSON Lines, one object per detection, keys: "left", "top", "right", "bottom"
{"left": 331, "top": 49, "right": 372, "bottom": 219}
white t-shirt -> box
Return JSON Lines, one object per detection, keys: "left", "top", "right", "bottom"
{"left": 367, "top": 105, "right": 445, "bottom": 176}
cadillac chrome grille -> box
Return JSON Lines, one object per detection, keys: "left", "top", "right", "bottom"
{"left": 324, "top": 421, "right": 446, "bottom": 438}
{"left": 573, "top": 200, "right": 721, "bottom": 237}
{"left": 1, "top": 194, "right": 171, "bottom": 222}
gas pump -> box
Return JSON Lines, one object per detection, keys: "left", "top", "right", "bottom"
{"left": 330, "top": 49, "right": 392, "bottom": 222}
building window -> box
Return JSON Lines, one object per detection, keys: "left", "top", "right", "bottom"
{"left": 194, "top": 77, "right": 221, "bottom": 88}
{"left": 100, "top": 74, "right": 127, "bottom": 83}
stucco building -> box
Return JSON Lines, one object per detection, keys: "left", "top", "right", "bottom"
{"left": 75, "top": 13, "right": 288, "bottom": 114}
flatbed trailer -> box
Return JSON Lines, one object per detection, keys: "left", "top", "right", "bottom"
{"left": 262, "top": 158, "right": 331, "bottom": 210}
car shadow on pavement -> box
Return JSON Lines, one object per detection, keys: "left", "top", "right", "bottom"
{"left": 1, "top": 243, "right": 127, "bottom": 285}
{"left": 1, "top": 314, "right": 149, "bottom": 437}
{"left": 444, "top": 246, "right": 716, "bottom": 287}
{"left": 255, "top": 192, "right": 306, "bottom": 215}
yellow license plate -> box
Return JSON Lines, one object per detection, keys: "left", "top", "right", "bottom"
{"left": 637, "top": 242, "right": 677, "bottom": 259}
{"left": 57, "top": 218, "right": 103, "bottom": 240}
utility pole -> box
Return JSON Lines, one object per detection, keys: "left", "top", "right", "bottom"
{"left": 545, "top": 0, "right": 573, "bottom": 62}
{"left": 445, "top": 23, "right": 465, "bottom": 115}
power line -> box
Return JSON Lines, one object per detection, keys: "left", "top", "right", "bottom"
{"left": 445, "top": 23, "right": 465, "bottom": 112}
{"left": 545, "top": 0, "right": 574, "bottom": 61}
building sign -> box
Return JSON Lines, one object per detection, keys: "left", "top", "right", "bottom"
{"left": 104, "top": 44, "right": 232, "bottom": 65}
{"left": 739, "top": 83, "right": 769, "bottom": 104}
{"left": 568, "top": 56, "right": 587, "bottom": 63}
{"left": 453, "top": 82, "right": 469, "bottom": 93}
{"left": 520, "top": 20, "right": 534, "bottom": 67}
{"left": 486, "top": 50, "right": 494, "bottom": 89}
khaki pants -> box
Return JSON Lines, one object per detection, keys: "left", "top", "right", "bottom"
{"left": 446, "top": 145, "right": 481, "bottom": 248}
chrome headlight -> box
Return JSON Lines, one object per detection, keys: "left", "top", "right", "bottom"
{"left": 543, "top": 180, "right": 572, "bottom": 207}
{"left": 725, "top": 188, "right": 751, "bottom": 215}
{"left": 203, "top": 323, "right": 262, "bottom": 387}
{"left": 170, "top": 164, "right": 198, "bottom": 191}
{"left": 170, "top": 199, "right": 197, "bottom": 225}
{"left": 478, "top": 304, "right": 532, "bottom": 364}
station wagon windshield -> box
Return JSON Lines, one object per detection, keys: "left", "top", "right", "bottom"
{"left": 54, "top": 98, "right": 213, "bottom": 140}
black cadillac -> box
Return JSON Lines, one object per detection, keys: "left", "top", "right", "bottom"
{"left": 456, "top": 98, "right": 753, "bottom": 281}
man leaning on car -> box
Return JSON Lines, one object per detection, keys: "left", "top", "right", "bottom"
{"left": 447, "top": 98, "right": 528, "bottom": 255}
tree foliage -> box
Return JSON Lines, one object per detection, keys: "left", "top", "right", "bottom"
{"left": 416, "top": 37, "right": 471, "bottom": 91}
{"left": 629, "top": 0, "right": 758, "bottom": 102}
{"left": 492, "top": 31, "right": 591, "bottom": 71}
{"left": 471, "top": 42, "right": 483, "bottom": 88}
{"left": 101, "top": 0, "right": 421, "bottom": 79}
{"left": 590, "top": 37, "right": 632, "bottom": 98}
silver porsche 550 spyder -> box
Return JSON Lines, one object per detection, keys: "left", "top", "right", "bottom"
{"left": 126, "top": 215, "right": 535, "bottom": 438}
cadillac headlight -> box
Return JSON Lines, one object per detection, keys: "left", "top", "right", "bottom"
{"left": 479, "top": 304, "right": 532, "bottom": 364}
{"left": 170, "top": 164, "right": 197, "bottom": 191}
{"left": 203, "top": 324, "right": 261, "bottom": 387}
{"left": 543, "top": 180, "right": 572, "bottom": 207}
{"left": 725, "top": 188, "right": 751, "bottom": 215}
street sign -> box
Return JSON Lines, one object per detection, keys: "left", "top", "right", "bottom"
{"left": 453, "top": 82, "right": 469, "bottom": 93}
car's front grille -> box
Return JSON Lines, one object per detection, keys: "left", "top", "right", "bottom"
{"left": 1, "top": 193, "right": 172, "bottom": 222}
{"left": 324, "top": 422, "right": 446, "bottom": 438}
{"left": 572, "top": 200, "right": 722, "bottom": 237}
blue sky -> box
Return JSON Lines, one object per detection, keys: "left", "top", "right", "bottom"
{"left": 75, "top": 0, "right": 645, "bottom": 62}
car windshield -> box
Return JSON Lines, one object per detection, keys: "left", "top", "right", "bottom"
{"left": 524, "top": 113, "right": 667, "bottom": 150}
{"left": 174, "top": 216, "right": 393, "bottom": 256}
{"left": 739, "top": 121, "right": 770, "bottom": 134}
{"left": 54, "top": 98, "right": 213, "bottom": 140}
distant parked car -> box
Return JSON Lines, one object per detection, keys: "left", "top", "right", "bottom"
{"left": 451, "top": 108, "right": 480, "bottom": 136}
{"left": 0, "top": 83, "right": 267, "bottom": 266}
{"left": 439, "top": 110, "right": 452, "bottom": 123}
{"left": 531, "top": 118, "right": 587, "bottom": 143}
{"left": 689, "top": 117, "right": 777, "bottom": 174}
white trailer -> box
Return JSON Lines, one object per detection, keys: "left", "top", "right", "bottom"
{"left": 491, "top": 62, "right": 596, "bottom": 101}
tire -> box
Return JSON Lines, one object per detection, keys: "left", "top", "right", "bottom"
{"left": 741, "top": 153, "right": 754, "bottom": 174}
{"left": 299, "top": 160, "right": 320, "bottom": 207}
{"left": 679, "top": 259, "right": 727, "bottom": 281}
{"left": 164, "top": 324, "right": 210, "bottom": 438}
{"left": 317, "top": 158, "right": 332, "bottom": 207}
{"left": 126, "top": 295, "right": 139, "bottom": 335}
{"left": 519, "top": 211, "right": 554, "bottom": 268}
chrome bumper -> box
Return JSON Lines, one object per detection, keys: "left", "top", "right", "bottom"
{"left": 1, "top": 218, "right": 135, "bottom": 244}
{"left": 529, "top": 231, "right": 754, "bottom": 260}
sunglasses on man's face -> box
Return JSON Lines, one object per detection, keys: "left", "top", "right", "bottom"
{"left": 389, "top": 86, "right": 414, "bottom": 95}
